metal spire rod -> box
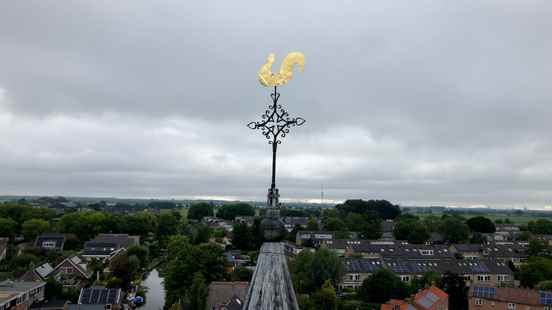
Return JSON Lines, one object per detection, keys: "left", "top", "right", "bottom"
{"left": 247, "top": 86, "right": 305, "bottom": 207}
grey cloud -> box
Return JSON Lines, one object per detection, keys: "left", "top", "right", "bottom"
{"left": 1, "top": 0, "right": 552, "bottom": 208}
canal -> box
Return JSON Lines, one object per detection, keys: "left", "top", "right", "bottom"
{"left": 141, "top": 269, "right": 166, "bottom": 310}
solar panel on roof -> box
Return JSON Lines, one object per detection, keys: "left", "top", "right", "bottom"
{"left": 540, "top": 291, "right": 552, "bottom": 305}
{"left": 418, "top": 292, "right": 439, "bottom": 308}
{"left": 473, "top": 287, "right": 496, "bottom": 299}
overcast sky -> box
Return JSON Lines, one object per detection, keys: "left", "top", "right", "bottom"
{"left": 1, "top": 1, "right": 551, "bottom": 208}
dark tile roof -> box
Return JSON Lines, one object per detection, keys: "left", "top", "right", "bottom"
{"left": 78, "top": 287, "right": 121, "bottom": 305}
{"left": 282, "top": 217, "right": 309, "bottom": 226}
{"left": 348, "top": 244, "right": 454, "bottom": 259}
{"left": 452, "top": 244, "right": 483, "bottom": 253}
{"left": 206, "top": 281, "right": 249, "bottom": 310}
{"left": 344, "top": 258, "right": 384, "bottom": 273}
{"left": 83, "top": 234, "right": 137, "bottom": 256}
{"left": 470, "top": 287, "right": 552, "bottom": 306}
{"left": 483, "top": 243, "right": 528, "bottom": 259}
{"left": 35, "top": 233, "right": 65, "bottom": 250}
{"left": 454, "top": 258, "right": 512, "bottom": 275}
{"left": 384, "top": 258, "right": 457, "bottom": 275}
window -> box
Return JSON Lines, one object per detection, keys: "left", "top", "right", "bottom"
{"left": 544, "top": 307, "right": 550, "bottom": 310}
{"left": 61, "top": 267, "right": 73, "bottom": 274}
{"left": 508, "top": 303, "right": 516, "bottom": 310}
{"left": 498, "top": 275, "right": 509, "bottom": 282}
{"left": 42, "top": 241, "right": 57, "bottom": 249}
{"left": 393, "top": 305, "right": 400, "bottom": 310}
{"left": 477, "top": 275, "right": 490, "bottom": 282}
{"left": 400, "top": 275, "right": 411, "bottom": 282}
{"left": 475, "top": 298, "right": 483, "bottom": 306}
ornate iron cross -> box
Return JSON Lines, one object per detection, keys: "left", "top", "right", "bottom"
{"left": 247, "top": 86, "right": 306, "bottom": 207}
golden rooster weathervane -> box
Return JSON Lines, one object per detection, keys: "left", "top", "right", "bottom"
{"left": 258, "top": 52, "right": 305, "bottom": 87}
{"left": 249, "top": 51, "right": 306, "bottom": 241}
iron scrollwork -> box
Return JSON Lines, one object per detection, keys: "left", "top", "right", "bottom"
{"left": 247, "top": 86, "right": 306, "bottom": 145}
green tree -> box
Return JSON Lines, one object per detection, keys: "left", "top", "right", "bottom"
{"left": 217, "top": 203, "right": 255, "bottom": 220}
{"left": 394, "top": 219, "right": 429, "bottom": 244}
{"left": 110, "top": 253, "right": 131, "bottom": 287}
{"left": 538, "top": 281, "right": 552, "bottom": 291}
{"left": 410, "top": 271, "right": 441, "bottom": 293}
{"left": 164, "top": 236, "right": 225, "bottom": 306}
{"left": 22, "top": 219, "right": 50, "bottom": 241}
{"left": 232, "top": 223, "right": 252, "bottom": 250}
{"left": 59, "top": 211, "right": 116, "bottom": 241}
{"left": 439, "top": 272, "right": 467, "bottom": 310}
{"left": 466, "top": 216, "right": 496, "bottom": 233}
{"left": 336, "top": 199, "right": 401, "bottom": 220}
{"left": 9, "top": 253, "right": 40, "bottom": 276}
{"left": 45, "top": 277, "right": 63, "bottom": 299}
{"left": 184, "top": 223, "right": 211, "bottom": 245}
{"left": 528, "top": 239, "right": 548, "bottom": 257}
{"left": 188, "top": 203, "right": 214, "bottom": 221}
{"left": 345, "top": 213, "right": 382, "bottom": 239}
{"left": 528, "top": 219, "right": 552, "bottom": 235}
{"left": 121, "top": 212, "right": 158, "bottom": 236}
{"left": 322, "top": 217, "right": 345, "bottom": 231}
{"left": 358, "top": 269, "right": 407, "bottom": 303}
{"left": 306, "top": 217, "right": 320, "bottom": 231}
{"left": 0, "top": 217, "right": 18, "bottom": 237}
{"left": 189, "top": 272, "right": 208, "bottom": 310}
{"left": 291, "top": 248, "right": 343, "bottom": 294}
{"left": 518, "top": 257, "right": 552, "bottom": 288}
{"left": 127, "top": 245, "right": 150, "bottom": 268}
{"left": 158, "top": 212, "right": 180, "bottom": 237}
{"left": 439, "top": 217, "right": 470, "bottom": 243}
{"left": 422, "top": 215, "right": 442, "bottom": 232}
{"left": 312, "top": 280, "right": 337, "bottom": 310}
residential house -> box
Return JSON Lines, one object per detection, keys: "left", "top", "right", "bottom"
{"left": 450, "top": 244, "right": 484, "bottom": 259}
{"left": 234, "top": 216, "right": 255, "bottom": 227}
{"left": 224, "top": 251, "right": 254, "bottom": 273}
{"left": 49, "top": 256, "right": 93, "bottom": 288}
{"left": 537, "top": 235, "right": 552, "bottom": 247}
{"left": 340, "top": 258, "right": 384, "bottom": 289}
{"left": 381, "top": 286, "right": 448, "bottom": 310}
{"left": 384, "top": 258, "right": 457, "bottom": 283}
{"left": 19, "top": 263, "right": 54, "bottom": 282}
{"left": 65, "top": 287, "right": 122, "bottom": 310}
{"left": 482, "top": 243, "right": 528, "bottom": 268}
{"left": 82, "top": 234, "right": 139, "bottom": 260}
{"left": 328, "top": 239, "right": 396, "bottom": 257}
{"left": 203, "top": 217, "right": 234, "bottom": 233}
{"left": 30, "top": 299, "right": 68, "bottom": 310}
{"left": 0, "top": 239, "right": 7, "bottom": 262}
{"left": 337, "top": 243, "right": 454, "bottom": 261}
{"left": 282, "top": 217, "right": 309, "bottom": 232}
{"left": 0, "top": 280, "right": 46, "bottom": 310}
{"left": 206, "top": 281, "right": 249, "bottom": 310}
{"left": 34, "top": 234, "right": 65, "bottom": 251}
{"left": 339, "top": 256, "right": 513, "bottom": 288}
{"left": 454, "top": 259, "right": 514, "bottom": 287}
{"left": 468, "top": 286, "right": 552, "bottom": 310}
{"left": 296, "top": 231, "right": 334, "bottom": 247}
{"left": 282, "top": 241, "right": 303, "bottom": 256}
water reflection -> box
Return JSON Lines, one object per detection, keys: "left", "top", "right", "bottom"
{"left": 141, "top": 269, "right": 165, "bottom": 310}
